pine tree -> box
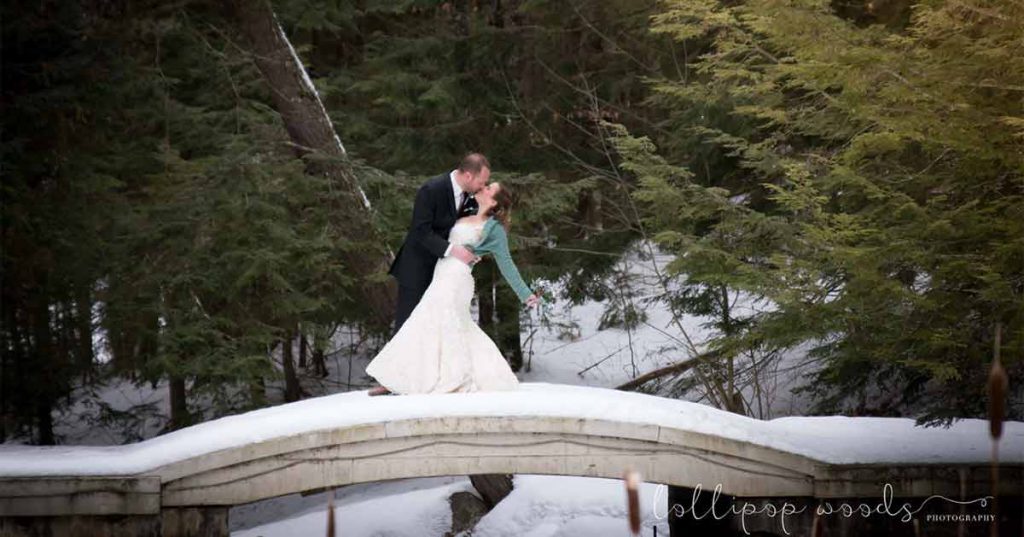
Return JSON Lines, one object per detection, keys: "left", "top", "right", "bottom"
{"left": 611, "top": 0, "right": 1024, "bottom": 423}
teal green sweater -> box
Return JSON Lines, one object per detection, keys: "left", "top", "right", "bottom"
{"left": 470, "top": 217, "right": 533, "bottom": 303}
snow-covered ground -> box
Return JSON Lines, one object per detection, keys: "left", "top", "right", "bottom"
{"left": 500, "top": 244, "right": 821, "bottom": 420}
{"left": 229, "top": 474, "right": 670, "bottom": 537}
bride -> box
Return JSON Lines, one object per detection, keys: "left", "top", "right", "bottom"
{"left": 366, "top": 181, "right": 540, "bottom": 395}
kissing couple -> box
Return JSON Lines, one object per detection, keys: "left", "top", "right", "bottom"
{"left": 366, "top": 153, "right": 541, "bottom": 396}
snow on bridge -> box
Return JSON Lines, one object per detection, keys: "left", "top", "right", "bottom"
{"left": 1, "top": 382, "right": 1021, "bottom": 517}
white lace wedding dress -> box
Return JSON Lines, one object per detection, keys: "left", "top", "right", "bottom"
{"left": 365, "top": 220, "right": 520, "bottom": 394}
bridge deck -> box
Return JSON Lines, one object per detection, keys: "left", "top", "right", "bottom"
{"left": 1, "top": 383, "right": 1021, "bottom": 516}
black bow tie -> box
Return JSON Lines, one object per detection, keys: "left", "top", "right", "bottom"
{"left": 457, "top": 192, "right": 477, "bottom": 217}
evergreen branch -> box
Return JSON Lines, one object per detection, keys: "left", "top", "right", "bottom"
{"left": 530, "top": 54, "right": 676, "bottom": 138}
{"left": 568, "top": 0, "right": 659, "bottom": 74}
{"left": 498, "top": 66, "right": 619, "bottom": 182}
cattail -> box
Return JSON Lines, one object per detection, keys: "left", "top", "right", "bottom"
{"left": 958, "top": 467, "right": 967, "bottom": 537}
{"left": 326, "top": 493, "right": 336, "bottom": 537}
{"left": 810, "top": 507, "right": 822, "bottom": 537}
{"left": 988, "top": 323, "right": 1007, "bottom": 440}
{"left": 986, "top": 323, "right": 1007, "bottom": 537}
{"left": 624, "top": 469, "right": 641, "bottom": 536}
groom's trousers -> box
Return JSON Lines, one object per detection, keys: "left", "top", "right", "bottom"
{"left": 394, "top": 283, "right": 427, "bottom": 336}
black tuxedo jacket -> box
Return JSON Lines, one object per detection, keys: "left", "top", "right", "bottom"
{"left": 388, "top": 173, "right": 477, "bottom": 290}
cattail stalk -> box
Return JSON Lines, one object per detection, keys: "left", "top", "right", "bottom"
{"left": 624, "top": 469, "right": 642, "bottom": 536}
{"left": 326, "top": 492, "right": 336, "bottom": 537}
{"left": 987, "top": 322, "right": 1007, "bottom": 537}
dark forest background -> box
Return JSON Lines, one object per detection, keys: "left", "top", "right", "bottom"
{"left": 2, "top": 0, "right": 1021, "bottom": 444}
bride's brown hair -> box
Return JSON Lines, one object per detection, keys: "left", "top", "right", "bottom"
{"left": 486, "top": 184, "right": 513, "bottom": 232}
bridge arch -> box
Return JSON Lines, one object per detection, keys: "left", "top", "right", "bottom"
{"left": 155, "top": 414, "right": 819, "bottom": 506}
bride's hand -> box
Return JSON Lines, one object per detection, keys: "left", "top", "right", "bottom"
{"left": 525, "top": 293, "right": 541, "bottom": 308}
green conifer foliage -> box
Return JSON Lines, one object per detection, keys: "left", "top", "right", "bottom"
{"left": 615, "top": 0, "right": 1023, "bottom": 422}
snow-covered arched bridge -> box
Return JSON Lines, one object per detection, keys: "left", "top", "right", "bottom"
{"left": 1, "top": 383, "right": 1021, "bottom": 536}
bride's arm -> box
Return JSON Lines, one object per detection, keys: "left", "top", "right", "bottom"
{"left": 490, "top": 225, "right": 533, "bottom": 303}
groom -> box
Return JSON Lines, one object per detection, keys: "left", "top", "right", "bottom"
{"left": 388, "top": 153, "right": 491, "bottom": 335}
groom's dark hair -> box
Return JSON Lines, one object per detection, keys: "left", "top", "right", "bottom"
{"left": 458, "top": 152, "right": 490, "bottom": 174}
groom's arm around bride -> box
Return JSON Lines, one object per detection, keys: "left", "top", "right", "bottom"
{"left": 408, "top": 180, "right": 479, "bottom": 266}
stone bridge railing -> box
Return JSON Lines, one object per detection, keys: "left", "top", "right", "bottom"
{"left": 1, "top": 383, "right": 1020, "bottom": 536}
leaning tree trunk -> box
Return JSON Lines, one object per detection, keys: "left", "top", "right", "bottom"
{"left": 225, "top": 0, "right": 396, "bottom": 330}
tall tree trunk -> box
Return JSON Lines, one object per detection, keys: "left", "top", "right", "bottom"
{"left": 102, "top": 281, "right": 134, "bottom": 374}
{"left": 298, "top": 324, "right": 307, "bottom": 369}
{"left": 74, "top": 283, "right": 94, "bottom": 382}
{"left": 579, "top": 189, "right": 603, "bottom": 237}
{"left": 2, "top": 300, "right": 26, "bottom": 444}
{"left": 478, "top": 262, "right": 496, "bottom": 336}
{"left": 311, "top": 330, "right": 328, "bottom": 378}
{"left": 472, "top": 271, "right": 516, "bottom": 509}
{"left": 57, "top": 299, "right": 74, "bottom": 386}
{"left": 497, "top": 0, "right": 524, "bottom": 28}
{"left": 224, "top": 0, "right": 396, "bottom": 330}
{"left": 281, "top": 331, "right": 302, "bottom": 402}
{"left": 0, "top": 300, "right": 10, "bottom": 443}
{"left": 34, "top": 397, "right": 54, "bottom": 445}
{"left": 169, "top": 376, "right": 189, "bottom": 431}
{"left": 30, "top": 293, "right": 55, "bottom": 445}
{"left": 451, "top": 0, "right": 470, "bottom": 72}
{"left": 495, "top": 283, "right": 523, "bottom": 372}
{"left": 138, "top": 307, "right": 161, "bottom": 383}
{"left": 249, "top": 376, "right": 267, "bottom": 407}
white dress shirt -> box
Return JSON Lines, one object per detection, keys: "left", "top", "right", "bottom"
{"left": 444, "top": 170, "right": 465, "bottom": 257}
